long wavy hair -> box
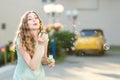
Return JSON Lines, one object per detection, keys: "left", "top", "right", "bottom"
{"left": 13, "top": 11, "right": 43, "bottom": 58}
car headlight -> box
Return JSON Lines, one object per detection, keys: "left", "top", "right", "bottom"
{"left": 104, "top": 43, "right": 110, "bottom": 50}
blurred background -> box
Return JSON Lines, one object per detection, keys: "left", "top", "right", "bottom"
{"left": 0, "top": 0, "right": 120, "bottom": 80}
{"left": 0, "top": 0, "right": 120, "bottom": 46}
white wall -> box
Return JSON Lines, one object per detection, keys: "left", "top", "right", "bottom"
{"left": 0, "top": 0, "right": 120, "bottom": 46}
{"left": 0, "top": 0, "right": 46, "bottom": 45}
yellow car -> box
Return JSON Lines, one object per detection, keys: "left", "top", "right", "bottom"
{"left": 74, "top": 29, "right": 110, "bottom": 56}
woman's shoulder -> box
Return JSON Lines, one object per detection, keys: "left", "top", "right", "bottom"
{"left": 16, "top": 38, "right": 20, "bottom": 46}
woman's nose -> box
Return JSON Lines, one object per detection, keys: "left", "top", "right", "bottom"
{"left": 33, "top": 18, "right": 36, "bottom": 22}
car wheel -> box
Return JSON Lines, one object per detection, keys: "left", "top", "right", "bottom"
{"left": 75, "top": 52, "right": 85, "bottom": 56}
{"left": 99, "top": 51, "right": 105, "bottom": 56}
{"left": 80, "top": 52, "right": 85, "bottom": 56}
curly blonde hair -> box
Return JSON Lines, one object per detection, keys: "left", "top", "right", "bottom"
{"left": 13, "top": 11, "right": 44, "bottom": 58}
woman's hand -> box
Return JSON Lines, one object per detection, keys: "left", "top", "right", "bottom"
{"left": 47, "top": 55, "right": 55, "bottom": 68}
{"left": 48, "top": 61, "right": 55, "bottom": 68}
{"left": 42, "top": 57, "right": 55, "bottom": 68}
{"left": 38, "top": 32, "right": 49, "bottom": 45}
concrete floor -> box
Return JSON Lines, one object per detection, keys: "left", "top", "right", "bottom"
{"left": 0, "top": 50, "right": 120, "bottom": 80}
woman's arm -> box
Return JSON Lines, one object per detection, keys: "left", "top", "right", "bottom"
{"left": 38, "top": 33, "right": 55, "bottom": 68}
{"left": 42, "top": 42, "right": 48, "bottom": 64}
{"left": 42, "top": 42, "right": 55, "bottom": 68}
{"left": 42, "top": 33, "right": 49, "bottom": 64}
{"left": 18, "top": 44, "right": 44, "bottom": 71}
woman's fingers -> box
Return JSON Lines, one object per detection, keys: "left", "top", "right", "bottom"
{"left": 48, "top": 62, "right": 55, "bottom": 68}
{"left": 38, "top": 33, "right": 48, "bottom": 39}
{"left": 38, "top": 33, "right": 49, "bottom": 44}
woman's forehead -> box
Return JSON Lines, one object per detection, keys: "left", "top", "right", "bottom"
{"left": 27, "top": 12, "right": 37, "bottom": 17}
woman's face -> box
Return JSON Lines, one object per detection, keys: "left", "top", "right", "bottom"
{"left": 27, "top": 12, "right": 40, "bottom": 30}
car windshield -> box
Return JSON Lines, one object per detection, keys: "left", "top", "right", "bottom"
{"left": 80, "top": 30, "right": 97, "bottom": 37}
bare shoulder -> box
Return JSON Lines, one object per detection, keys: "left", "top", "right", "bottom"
{"left": 17, "top": 44, "right": 30, "bottom": 57}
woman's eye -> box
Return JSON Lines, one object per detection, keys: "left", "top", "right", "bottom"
{"left": 35, "top": 17, "right": 38, "bottom": 19}
{"left": 28, "top": 18, "right": 32, "bottom": 21}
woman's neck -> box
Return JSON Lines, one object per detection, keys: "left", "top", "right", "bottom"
{"left": 30, "top": 30, "right": 39, "bottom": 42}
{"left": 34, "top": 35, "right": 37, "bottom": 41}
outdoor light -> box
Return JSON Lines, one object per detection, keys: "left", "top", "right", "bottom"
{"left": 44, "top": 4, "right": 64, "bottom": 14}
{"left": 66, "top": 9, "right": 78, "bottom": 19}
{"left": 66, "top": 9, "right": 79, "bottom": 39}
{"left": 43, "top": 4, "right": 54, "bottom": 14}
{"left": 72, "top": 9, "right": 79, "bottom": 20}
{"left": 55, "top": 4, "right": 64, "bottom": 13}
{"left": 43, "top": 3, "right": 64, "bottom": 59}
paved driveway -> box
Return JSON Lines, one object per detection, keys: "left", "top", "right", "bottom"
{"left": 0, "top": 50, "right": 120, "bottom": 80}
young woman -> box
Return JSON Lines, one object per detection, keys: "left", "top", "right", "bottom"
{"left": 12, "top": 10, "right": 55, "bottom": 80}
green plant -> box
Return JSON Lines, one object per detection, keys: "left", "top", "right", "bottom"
{"left": 0, "top": 41, "right": 17, "bottom": 66}
{"left": 48, "top": 30, "right": 74, "bottom": 60}
{"left": 55, "top": 31, "right": 74, "bottom": 50}
{"left": 0, "top": 52, "right": 4, "bottom": 66}
{"left": 55, "top": 52, "right": 67, "bottom": 64}
{"left": 5, "top": 41, "right": 13, "bottom": 62}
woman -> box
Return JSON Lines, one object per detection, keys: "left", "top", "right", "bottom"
{"left": 12, "top": 10, "right": 55, "bottom": 80}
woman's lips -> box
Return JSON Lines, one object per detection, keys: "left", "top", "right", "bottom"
{"left": 33, "top": 23, "right": 38, "bottom": 26}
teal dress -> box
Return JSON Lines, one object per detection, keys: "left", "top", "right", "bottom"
{"left": 12, "top": 38, "right": 45, "bottom": 80}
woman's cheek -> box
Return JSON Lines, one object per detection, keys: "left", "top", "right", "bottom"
{"left": 28, "top": 22, "right": 33, "bottom": 28}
